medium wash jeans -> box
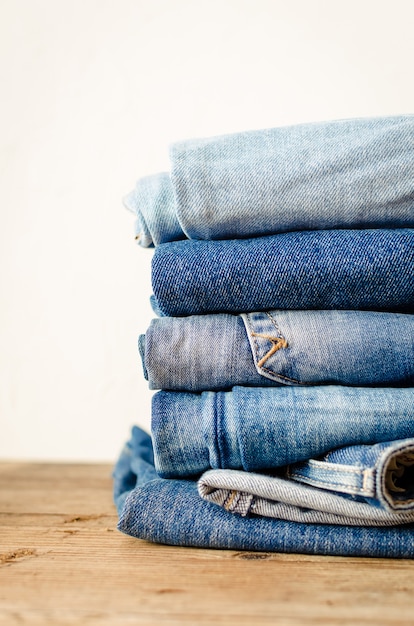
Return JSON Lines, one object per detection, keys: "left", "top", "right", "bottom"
{"left": 140, "top": 310, "right": 414, "bottom": 391}
{"left": 151, "top": 386, "right": 414, "bottom": 477}
{"left": 198, "top": 438, "right": 414, "bottom": 523}
{"left": 113, "top": 427, "right": 414, "bottom": 557}
{"left": 151, "top": 229, "right": 414, "bottom": 316}
{"left": 124, "top": 115, "right": 414, "bottom": 247}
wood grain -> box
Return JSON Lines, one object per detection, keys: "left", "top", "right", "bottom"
{"left": 1, "top": 462, "right": 413, "bottom": 625}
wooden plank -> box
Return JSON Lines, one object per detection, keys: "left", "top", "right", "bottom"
{"left": 1, "top": 462, "right": 414, "bottom": 625}
{"left": 0, "top": 463, "right": 114, "bottom": 515}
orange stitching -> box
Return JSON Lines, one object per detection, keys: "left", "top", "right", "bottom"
{"left": 224, "top": 490, "right": 238, "bottom": 511}
{"left": 251, "top": 331, "right": 288, "bottom": 367}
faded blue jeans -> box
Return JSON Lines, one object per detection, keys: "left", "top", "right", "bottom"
{"left": 140, "top": 310, "right": 414, "bottom": 391}
{"left": 151, "top": 386, "right": 414, "bottom": 478}
{"left": 151, "top": 229, "right": 414, "bottom": 316}
{"left": 199, "top": 438, "right": 414, "bottom": 522}
{"left": 113, "top": 427, "right": 414, "bottom": 557}
{"left": 124, "top": 115, "right": 414, "bottom": 247}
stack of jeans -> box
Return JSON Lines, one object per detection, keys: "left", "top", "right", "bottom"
{"left": 114, "top": 115, "right": 414, "bottom": 557}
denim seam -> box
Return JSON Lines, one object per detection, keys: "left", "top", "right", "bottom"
{"left": 212, "top": 392, "right": 222, "bottom": 470}
{"left": 228, "top": 490, "right": 254, "bottom": 517}
{"left": 251, "top": 331, "right": 289, "bottom": 367}
{"left": 249, "top": 496, "right": 257, "bottom": 514}
{"left": 260, "top": 311, "right": 297, "bottom": 379}
{"left": 224, "top": 489, "right": 239, "bottom": 511}
{"left": 296, "top": 460, "right": 369, "bottom": 474}
{"left": 290, "top": 473, "right": 373, "bottom": 497}
{"left": 244, "top": 312, "right": 305, "bottom": 385}
{"left": 224, "top": 489, "right": 253, "bottom": 516}
{"left": 289, "top": 466, "right": 374, "bottom": 497}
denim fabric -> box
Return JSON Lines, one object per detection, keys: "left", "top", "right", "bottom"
{"left": 125, "top": 115, "right": 414, "bottom": 247}
{"left": 198, "top": 444, "right": 414, "bottom": 525}
{"left": 140, "top": 310, "right": 414, "bottom": 391}
{"left": 151, "top": 229, "right": 414, "bottom": 316}
{"left": 151, "top": 386, "right": 414, "bottom": 478}
{"left": 114, "top": 427, "right": 414, "bottom": 557}
{"left": 124, "top": 173, "right": 184, "bottom": 247}
{"left": 288, "top": 439, "right": 414, "bottom": 512}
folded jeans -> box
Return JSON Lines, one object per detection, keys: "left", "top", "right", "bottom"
{"left": 151, "top": 229, "right": 414, "bottom": 316}
{"left": 151, "top": 385, "right": 414, "bottom": 477}
{"left": 113, "top": 427, "right": 414, "bottom": 557}
{"left": 124, "top": 115, "right": 414, "bottom": 247}
{"left": 198, "top": 438, "right": 414, "bottom": 523}
{"left": 140, "top": 309, "right": 414, "bottom": 391}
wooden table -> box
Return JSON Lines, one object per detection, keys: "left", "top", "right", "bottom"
{"left": 1, "top": 462, "right": 414, "bottom": 625}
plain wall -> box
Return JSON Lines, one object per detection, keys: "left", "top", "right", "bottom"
{"left": 1, "top": 0, "right": 413, "bottom": 461}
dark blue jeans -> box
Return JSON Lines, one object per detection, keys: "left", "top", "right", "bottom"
{"left": 151, "top": 229, "right": 414, "bottom": 316}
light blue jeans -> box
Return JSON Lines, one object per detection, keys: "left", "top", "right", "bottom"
{"left": 151, "top": 229, "right": 414, "bottom": 316}
{"left": 124, "top": 115, "right": 414, "bottom": 247}
{"left": 198, "top": 438, "right": 414, "bottom": 523}
{"left": 113, "top": 427, "right": 414, "bottom": 557}
{"left": 151, "top": 386, "right": 414, "bottom": 477}
{"left": 140, "top": 310, "right": 414, "bottom": 391}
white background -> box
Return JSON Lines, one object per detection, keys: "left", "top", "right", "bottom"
{"left": 1, "top": 0, "right": 413, "bottom": 461}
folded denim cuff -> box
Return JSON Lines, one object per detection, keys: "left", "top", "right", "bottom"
{"left": 288, "top": 439, "right": 414, "bottom": 513}
{"left": 379, "top": 440, "right": 414, "bottom": 511}
{"left": 151, "top": 390, "right": 242, "bottom": 477}
{"left": 141, "top": 313, "right": 263, "bottom": 391}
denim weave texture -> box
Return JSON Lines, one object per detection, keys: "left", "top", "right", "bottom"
{"left": 115, "top": 115, "right": 414, "bottom": 557}
{"left": 113, "top": 427, "right": 414, "bottom": 557}
{"left": 151, "top": 229, "right": 414, "bottom": 316}
{"left": 140, "top": 310, "right": 414, "bottom": 391}
{"left": 151, "top": 386, "right": 414, "bottom": 478}
{"left": 125, "top": 115, "right": 414, "bottom": 246}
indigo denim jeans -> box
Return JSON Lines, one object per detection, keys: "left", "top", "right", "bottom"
{"left": 113, "top": 427, "right": 414, "bottom": 557}
{"left": 151, "top": 229, "right": 414, "bottom": 316}
{"left": 124, "top": 115, "right": 414, "bottom": 247}
{"left": 151, "top": 386, "right": 414, "bottom": 477}
{"left": 140, "top": 310, "right": 414, "bottom": 391}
